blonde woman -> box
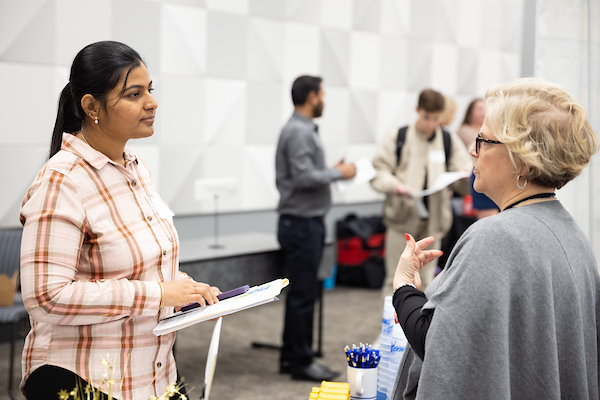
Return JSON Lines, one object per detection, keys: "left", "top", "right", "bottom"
{"left": 392, "top": 78, "right": 600, "bottom": 399}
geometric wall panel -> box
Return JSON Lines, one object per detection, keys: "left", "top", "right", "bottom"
{"left": 431, "top": 43, "right": 458, "bottom": 94}
{"left": 407, "top": 40, "right": 433, "bottom": 91}
{"left": 0, "top": 0, "right": 47, "bottom": 57}
{"left": 286, "top": 0, "right": 321, "bottom": 24}
{"left": 242, "top": 145, "right": 279, "bottom": 209}
{"left": 157, "top": 76, "right": 205, "bottom": 144}
{"left": 246, "top": 81, "right": 284, "bottom": 144}
{"left": 410, "top": 0, "right": 458, "bottom": 43}
{"left": 349, "top": 32, "right": 381, "bottom": 90}
{"left": 353, "top": 0, "right": 382, "bottom": 33}
{"left": 112, "top": 0, "right": 161, "bottom": 70}
{"left": 456, "top": 0, "right": 483, "bottom": 48}
{"left": 320, "top": 0, "right": 353, "bottom": 30}
{"left": 0, "top": 0, "right": 55, "bottom": 65}
{"left": 0, "top": 0, "right": 525, "bottom": 227}
{"left": 157, "top": 146, "right": 205, "bottom": 214}
{"left": 380, "top": 0, "right": 409, "bottom": 35}
{"left": 432, "top": 0, "right": 458, "bottom": 43}
{"left": 207, "top": 11, "right": 248, "bottom": 78}
{"left": 160, "top": 4, "right": 207, "bottom": 75}
{"left": 55, "top": 1, "right": 111, "bottom": 66}
{"left": 380, "top": 35, "right": 408, "bottom": 90}
{"left": 477, "top": 49, "right": 502, "bottom": 95}
{"left": 318, "top": 87, "right": 351, "bottom": 146}
{"left": 349, "top": 89, "right": 378, "bottom": 143}
{"left": 457, "top": 48, "right": 479, "bottom": 95}
{"left": 410, "top": 0, "right": 438, "bottom": 41}
{"left": 321, "top": 29, "right": 350, "bottom": 86}
{"left": 249, "top": 0, "right": 288, "bottom": 19}
{"left": 0, "top": 64, "right": 58, "bottom": 145}
{"left": 481, "top": 1, "right": 504, "bottom": 50}
{"left": 282, "top": 22, "right": 320, "bottom": 83}
{"left": 206, "top": 0, "right": 248, "bottom": 14}
{"left": 204, "top": 78, "right": 247, "bottom": 145}
{"left": 502, "top": 1, "right": 523, "bottom": 52}
{"left": 0, "top": 146, "right": 48, "bottom": 227}
{"left": 376, "top": 90, "right": 412, "bottom": 143}
{"left": 200, "top": 146, "right": 245, "bottom": 213}
{"left": 247, "top": 17, "right": 284, "bottom": 81}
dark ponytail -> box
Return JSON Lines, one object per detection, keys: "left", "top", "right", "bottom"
{"left": 49, "top": 41, "right": 145, "bottom": 159}
{"left": 50, "top": 82, "right": 82, "bottom": 158}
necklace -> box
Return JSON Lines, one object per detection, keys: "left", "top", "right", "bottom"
{"left": 80, "top": 132, "right": 91, "bottom": 147}
{"left": 504, "top": 192, "right": 556, "bottom": 211}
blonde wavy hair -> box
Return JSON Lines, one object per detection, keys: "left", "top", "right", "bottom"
{"left": 484, "top": 78, "right": 599, "bottom": 189}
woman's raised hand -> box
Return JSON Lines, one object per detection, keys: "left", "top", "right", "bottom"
{"left": 393, "top": 234, "right": 443, "bottom": 291}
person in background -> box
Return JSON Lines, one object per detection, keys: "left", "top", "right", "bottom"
{"left": 459, "top": 98, "right": 500, "bottom": 219}
{"left": 275, "top": 75, "right": 356, "bottom": 381}
{"left": 370, "top": 89, "right": 472, "bottom": 293}
{"left": 391, "top": 78, "right": 600, "bottom": 400}
{"left": 440, "top": 96, "right": 457, "bottom": 130}
{"left": 437, "top": 94, "right": 474, "bottom": 271}
{"left": 456, "top": 98, "right": 485, "bottom": 148}
{"left": 19, "top": 41, "right": 220, "bottom": 400}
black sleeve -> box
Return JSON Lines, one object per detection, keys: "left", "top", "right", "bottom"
{"left": 392, "top": 286, "right": 433, "bottom": 360}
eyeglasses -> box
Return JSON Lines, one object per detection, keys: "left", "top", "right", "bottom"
{"left": 475, "top": 130, "right": 503, "bottom": 154}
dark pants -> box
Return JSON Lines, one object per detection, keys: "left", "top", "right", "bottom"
{"left": 278, "top": 214, "right": 325, "bottom": 369}
{"left": 24, "top": 365, "right": 188, "bottom": 400}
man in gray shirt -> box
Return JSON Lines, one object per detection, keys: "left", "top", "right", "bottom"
{"left": 276, "top": 75, "right": 356, "bottom": 381}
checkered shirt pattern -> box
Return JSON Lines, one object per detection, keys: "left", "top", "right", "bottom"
{"left": 20, "top": 133, "right": 184, "bottom": 399}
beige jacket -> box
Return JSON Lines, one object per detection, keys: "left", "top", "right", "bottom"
{"left": 370, "top": 125, "right": 473, "bottom": 236}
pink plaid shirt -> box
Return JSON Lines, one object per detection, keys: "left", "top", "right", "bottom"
{"left": 20, "top": 133, "right": 184, "bottom": 399}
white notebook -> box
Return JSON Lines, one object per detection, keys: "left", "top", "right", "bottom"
{"left": 153, "top": 278, "right": 289, "bottom": 336}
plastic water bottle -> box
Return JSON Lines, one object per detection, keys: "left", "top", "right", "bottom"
{"left": 377, "top": 296, "right": 408, "bottom": 399}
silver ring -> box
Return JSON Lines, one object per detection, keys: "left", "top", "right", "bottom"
{"left": 195, "top": 286, "right": 200, "bottom": 292}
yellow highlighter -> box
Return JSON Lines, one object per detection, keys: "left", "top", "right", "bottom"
{"left": 317, "top": 393, "right": 349, "bottom": 400}
{"left": 320, "top": 387, "right": 350, "bottom": 395}
{"left": 321, "top": 381, "right": 351, "bottom": 390}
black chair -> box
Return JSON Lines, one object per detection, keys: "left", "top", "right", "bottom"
{"left": 0, "top": 228, "right": 28, "bottom": 400}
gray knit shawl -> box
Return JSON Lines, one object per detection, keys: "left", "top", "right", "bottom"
{"left": 392, "top": 201, "right": 600, "bottom": 400}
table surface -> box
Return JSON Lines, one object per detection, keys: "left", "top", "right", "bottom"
{"left": 178, "top": 232, "right": 280, "bottom": 263}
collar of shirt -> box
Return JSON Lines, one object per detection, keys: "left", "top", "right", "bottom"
{"left": 292, "top": 111, "right": 319, "bottom": 133}
{"left": 413, "top": 126, "right": 438, "bottom": 143}
{"left": 62, "top": 132, "right": 139, "bottom": 170}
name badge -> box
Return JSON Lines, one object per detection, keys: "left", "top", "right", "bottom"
{"left": 429, "top": 149, "right": 446, "bottom": 164}
{"left": 151, "top": 197, "right": 175, "bottom": 219}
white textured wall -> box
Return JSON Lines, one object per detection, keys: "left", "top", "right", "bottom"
{"left": 534, "top": 0, "right": 600, "bottom": 257}
{"left": 0, "top": 0, "right": 523, "bottom": 228}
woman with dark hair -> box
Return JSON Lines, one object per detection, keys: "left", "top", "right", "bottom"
{"left": 457, "top": 98, "right": 499, "bottom": 219}
{"left": 391, "top": 78, "right": 600, "bottom": 399}
{"left": 456, "top": 98, "right": 485, "bottom": 148}
{"left": 19, "top": 41, "right": 219, "bottom": 400}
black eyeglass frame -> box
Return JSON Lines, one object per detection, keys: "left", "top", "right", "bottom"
{"left": 475, "top": 130, "right": 503, "bottom": 154}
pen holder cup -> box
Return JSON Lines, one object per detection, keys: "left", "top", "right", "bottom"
{"left": 347, "top": 366, "right": 378, "bottom": 400}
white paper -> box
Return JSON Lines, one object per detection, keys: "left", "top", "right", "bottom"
{"left": 153, "top": 278, "right": 289, "bottom": 336}
{"left": 415, "top": 171, "right": 470, "bottom": 197}
{"left": 335, "top": 158, "right": 377, "bottom": 193}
